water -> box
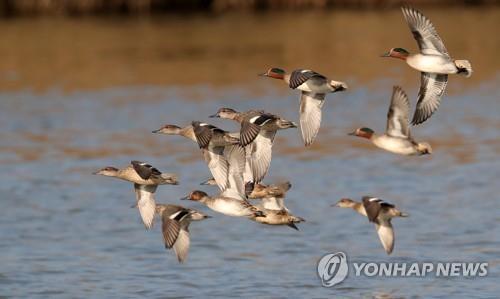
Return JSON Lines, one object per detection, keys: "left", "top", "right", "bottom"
{"left": 0, "top": 7, "right": 499, "bottom": 298}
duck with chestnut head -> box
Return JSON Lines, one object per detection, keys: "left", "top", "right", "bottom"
{"left": 181, "top": 190, "right": 264, "bottom": 219}
{"left": 349, "top": 86, "right": 432, "bottom": 156}
{"left": 381, "top": 6, "right": 472, "bottom": 125}
{"left": 259, "top": 67, "right": 347, "bottom": 146}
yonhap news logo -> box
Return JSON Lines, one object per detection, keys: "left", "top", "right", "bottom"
{"left": 317, "top": 252, "right": 349, "bottom": 287}
{"left": 317, "top": 252, "right": 488, "bottom": 287}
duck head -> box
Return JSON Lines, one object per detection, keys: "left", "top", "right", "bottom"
{"left": 152, "top": 124, "right": 182, "bottom": 135}
{"left": 416, "top": 142, "right": 433, "bottom": 155}
{"left": 247, "top": 182, "right": 267, "bottom": 198}
{"left": 348, "top": 127, "right": 374, "bottom": 139}
{"left": 381, "top": 48, "right": 410, "bottom": 60}
{"left": 209, "top": 107, "right": 238, "bottom": 119}
{"left": 189, "top": 211, "right": 212, "bottom": 221}
{"left": 259, "top": 67, "right": 286, "bottom": 80}
{"left": 181, "top": 190, "right": 208, "bottom": 202}
{"left": 277, "top": 118, "right": 298, "bottom": 129}
{"left": 333, "top": 198, "right": 357, "bottom": 208}
{"left": 93, "top": 166, "right": 119, "bottom": 177}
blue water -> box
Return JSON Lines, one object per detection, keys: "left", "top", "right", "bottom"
{"left": 0, "top": 80, "right": 499, "bottom": 298}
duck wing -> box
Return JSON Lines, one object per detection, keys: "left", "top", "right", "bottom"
{"left": 386, "top": 86, "right": 411, "bottom": 138}
{"left": 131, "top": 160, "right": 161, "bottom": 180}
{"left": 134, "top": 184, "right": 158, "bottom": 229}
{"left": 203, "top": 147, "right": 229, "bottom": 191}
{"left": 161, "top": 212, "right": 181, "bottom": 249}
{"left": 401, "top": 6, "right": 449, "bottom": 57}
{"left": 289, "top": 69, "right": 326, "bottom": 89}
{"left": 362, "top": 196, "right": 395, "bottom": 223}
{"left": 300, "top": 91, "right": 326, "bottom": 146}
{"left": 224, "top": 144, "right": 246, "bottom": 196}
{"left": 192, "top": 121, "right": 226, "bottom": 149}
{"left": 240, "top": 113, "right": 275, "bottom": 146}
{"left": 411, "top": 73, "right": 448, "bottom": 125}
{"left": 243, "top": 145, "right": 254, "bottom": 183}
{"left": 375, "top": 221, "right": 395, "bottom": 255}
{"left": 250, "top": 131, "right": 275, "bottom": 183}
{"left": 173, "top": 228, "right": 191, "bottom": 263}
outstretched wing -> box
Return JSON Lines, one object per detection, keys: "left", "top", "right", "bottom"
{"left": 203, "top": 147, "right": 229, "bottom": 191}
{"left": 192, "top": 122, "right": 223, "bottom": 149}
{"left": 386, "top": 86, "right": 411, "bottom": 138}
{"left": 134, "top": 184, "right": 158, "bottom": 229}
{"left": 411, "top": 73, "right": 448, "bottom": 125}
{"left": 375, "top": 221, "right": 395, "bottom": 255}
{"left": 401, "top": 6, "right": 449, "bottom": 56}
{"left": 362, "top": 196, "right": 394, "bottom": 223}
{"left": 240, "top": 114, "right": 275, "bottom": 146}
{"left": 299, "top": 92, "right": 326, "bottom": 146}
{"left": 131, "top": 160, "right": 161, "bottom": 180}
{"left": 289, "top": 69, "right": 326, "bottom": 89}
{"left": 250, "top": 131, "right": 275, "bottom": 183}
{"left": 161, "top": 213, "right": 181, "bottom": 249}
{"left": 173, "top": 228, "right": 191, "bottom": 263}
{"left": 224, "top": 145, "right": 246, "bottom": 196}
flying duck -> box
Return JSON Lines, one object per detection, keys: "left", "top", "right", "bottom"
{"left": 259, "top": 68, "right": 347, "bottom": 146}
{"left": 153, "top": 122, "right": 245, "bottom": 193}
{"left": 181, "top": 190, "right": 264, "bottom": 219}
{"left": 210, "top": 108, "right": 296, "bottom": 183}
{"left": 93, "top": 161, "right": 178, "bottom": 229}
{"left": 155, "top": 204, "right": 210, "bottom": 263}
{"left": 349, "top": 86, "right": 432, "bottom": 156}
{"left": 246, "top": 181, "right": 305, "bottom": 230}
{"left": 334, "top": 196, "right": 408, "bottom": 254}
{"left": 381, "top": 6, "right": 472, "bottom": 125}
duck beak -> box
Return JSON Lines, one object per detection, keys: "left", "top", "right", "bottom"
{"left": 348, "top": 131, "right": 356, "bottom": 136}
{"left": 92, "top": 171, "right": 99, "bottom": 175}
{"left": 380, "top": 52, "right": 391, "bottom": 57}
{"left": 152, "top": 129, "right": 160, "bottom": 133}
{"left": 331, "top": 202, "right": 340, "bottom": 207}
{"left": 258, "top": 72, "right": 268, "bottom": 77}
{"left": 180, "top": 196, "right": 189, "bottom": 201}
{"left": 209, "top": 113, "right": 219, "bottom": 118}
{"left": 200, "top": 179, "right": 210, "bottom": 185}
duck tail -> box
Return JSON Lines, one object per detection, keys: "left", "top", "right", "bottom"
{"left": 330, "top": 80, "right": 348, "bottom": 92}
{"left": 399, "top": 211, "right": 409, "bottom": 218}
{"left": 253, "top": 210, "right": 266, "bottom": 218}
{"left": 292, "top": 215, "right": 306, "bottom": 223}
{"left": 454, "top": 60, "right": 472, "bottom": 78}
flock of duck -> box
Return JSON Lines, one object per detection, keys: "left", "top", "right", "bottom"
{"left": 93, "top": 6, "right": 471, "bottom": 262}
